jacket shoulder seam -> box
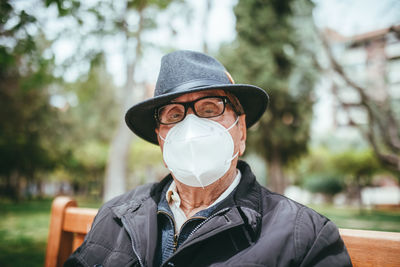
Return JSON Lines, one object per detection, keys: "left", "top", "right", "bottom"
{"left": 294, "top": 206, "right": 307, "bottom": 263}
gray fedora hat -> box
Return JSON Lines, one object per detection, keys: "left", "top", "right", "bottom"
{"left": 125, "top": 50, "right": 269, "bottom": 145}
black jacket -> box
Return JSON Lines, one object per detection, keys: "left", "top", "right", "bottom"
{"left": 65, "top": 161, "right": 352, "bottom": 267}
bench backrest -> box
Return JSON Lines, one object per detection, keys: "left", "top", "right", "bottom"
{"left": 45, "top": 196, "right": 400, "bottom": 267}
{"left": 45, "top": 197, "right": 98, "bottom": 267}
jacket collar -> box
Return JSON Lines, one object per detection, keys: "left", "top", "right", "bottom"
{"left": 234, "top": 160, "right": 262, "bottom": 212}
{"left": 110, "top": 175, "right": 171, "bottom": 219}
{"left": 233, "top": 160, "right": 263, "bottom": 239}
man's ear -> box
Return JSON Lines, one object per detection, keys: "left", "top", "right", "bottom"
{"left": 238, "top": 114, "right": 246, "bottom": 156}
{"left": 155, "top": 127, "right": 164, "bottom": 149}
{"left": 155, "top": 127, "right": 161, "bottom": 144}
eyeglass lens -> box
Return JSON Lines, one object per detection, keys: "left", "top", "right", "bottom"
{"left": 158, "top": 97, "right": 225, "bottom": 124}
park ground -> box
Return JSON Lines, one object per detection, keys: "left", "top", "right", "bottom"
{"left": 0, "top": 198, "right": 399, "bottom": 267}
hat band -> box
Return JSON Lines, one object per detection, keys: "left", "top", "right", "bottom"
{"left": 162, "top": 79, "right": 229, "bottom": 95}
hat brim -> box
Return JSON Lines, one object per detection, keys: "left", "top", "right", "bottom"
{"left": 125, "top": 84, "right": 269, "bottom": 145}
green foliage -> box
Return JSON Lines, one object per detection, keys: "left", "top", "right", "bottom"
{"left": 219, "top": 0, "right": 317, "bottom": 165}
{"left": 0, "top": 199, "right": 52, "bottom": 267}
{"left": 1, "top": 0, "right": 183, "bottom": 200}
{"left": 61, "top": 59, "right": 119, "bottom": 144}
{"left": 218, "top": 0, "right": 317, "bottom": 192}
{"left": 51, "top": 60, "right": 119, "bottom": 196}
{"left": 304, "top": 173, "right": 344, "bottom": 196}
{"left": 128, "top": 139, "right": 167, "bottom": 186}
{"left": 0, "top": 1, "right": 119, "bottom": 199}
{"left": 44, "top": 0, "right": 81, "bottom": 16}
{"left": 295, "top": 147, "right": 382, "bottom": 180}
{"left": 332, "top": 150, "right": 381, "bottom": 180}
{"left": 292, "top": 147, "right": 384, "bottom": 201}
{"left": 0, "top": 1, "right": 64, "bottom": 199}
{"left": 310, "top": 204, "right": 400, "bottom": 232}
{"left": 128, "top": 0, "right": 177, "bottom": 10}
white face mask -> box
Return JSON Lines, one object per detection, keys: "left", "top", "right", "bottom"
{"left": 160, "top": 114, "right": 239, "bottom": 188}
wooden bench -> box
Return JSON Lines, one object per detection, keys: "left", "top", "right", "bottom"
{"left": 45, "top": 196, "right": 400, "bottom": 267}
{"left": 45, "top": 196, "right": 98, "bottom": 267}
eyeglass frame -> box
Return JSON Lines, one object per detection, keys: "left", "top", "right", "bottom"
{"left": 154, "top": 95, "right": 240, "bottom": 125}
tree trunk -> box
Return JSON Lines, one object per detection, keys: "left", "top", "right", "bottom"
{"left": 202, "top": 0, "right": 212, "bottom": 54}
{"left": 267, "top": 149, "right": 286, "bottom": 194}
{"left": 7, "top": 171, "right": 20, "bottom": 201}
{"left": 103, "top": 123, "right": 133, "bottom": 201}
{"left": 103, "top": 5, "right": 145, "bottom": 202}
{"left": 355, "top": 174, "right": 364, "bottom": 214}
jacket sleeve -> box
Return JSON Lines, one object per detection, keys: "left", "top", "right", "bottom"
{"left": 63, "top": 229, "right": 95, "bottom": 267}
{"left": 296, "top": 208, "right": 353, "bottom": 267}
{"left": 64, "top": 250, "right": 86, "bottom": 267}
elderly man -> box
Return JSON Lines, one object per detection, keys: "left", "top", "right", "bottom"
{"left": 65, "top": 51, "right": 352, "bottom": 266}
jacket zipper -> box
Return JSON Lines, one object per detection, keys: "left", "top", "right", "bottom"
{"left": 173, "top": 234, "right": 178, "bottom": 252}
{"left": 158, "top": 210, "right": 206, "bottom": 252}
{"left": 186, "top": 207, "right": 230, "bottom": 241}
{"left": 121, "top": 217, "right": 144, "bottom": 267}
{"left": 158, "top": 210, "right": 178, "bottom": 251}
{"left": 161, "top": 207, "right": 234, "bottom": 266}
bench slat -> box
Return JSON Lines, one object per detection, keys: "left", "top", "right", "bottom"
{"left": 340, "top": 228, "right": 400, "bottom": 267}
{"left": 63, "top": 207, "right": 98, "bottom": 234}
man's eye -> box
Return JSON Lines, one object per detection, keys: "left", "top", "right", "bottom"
{"left": 197, "top": 101, "right": 221, "bottom": 116}
{"left": 169, "top": 112, "right": 183, "bottom": 119}
{"left": 203, "top": 107, "right": 216, "bottom": 114}
{"left": 165, "top": 108, "right": 184, "bottom": 122}
{"left": 159, "top": 104, "right": 185, "bottom": 123}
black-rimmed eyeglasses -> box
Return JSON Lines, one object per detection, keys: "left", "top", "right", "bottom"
{"left": 155, "top": 96, "right": 235, "bottom": 125}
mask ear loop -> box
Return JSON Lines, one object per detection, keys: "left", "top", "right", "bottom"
{"left": 227, "top": 151, "right": 239, "bottom": 163}
{"left": 226, "top": 116, "right": 240, "bottom": 163}
{"left": 159, "top": 133, "right": 166, "bottom": 142}
{"left": 196, "top": 176, "right": 206, "bottom": 189}
{"left": 226, "top": 116, "right": 239, "bottom": 132}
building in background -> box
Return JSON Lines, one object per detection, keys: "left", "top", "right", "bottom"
{"left": 313, "top": 25, "right": 400, "bottom": 207}
{"left": 323, "top": 25, "right": 400, "bottom": 128}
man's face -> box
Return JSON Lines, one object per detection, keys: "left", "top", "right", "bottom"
{"left": 155, "top": 89, "right": 247, "bottom": 157}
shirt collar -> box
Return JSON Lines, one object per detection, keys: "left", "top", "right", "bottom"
{"left": 166, "top": 169, "right": 242, "bottom": 209}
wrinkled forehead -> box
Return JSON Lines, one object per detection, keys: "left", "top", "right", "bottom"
{"left": 171, "top": 89, "right": 227, "bottom": 103}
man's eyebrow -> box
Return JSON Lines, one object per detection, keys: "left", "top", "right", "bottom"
{"left": 170, "top": 95, "right": 222, "bottom": 103}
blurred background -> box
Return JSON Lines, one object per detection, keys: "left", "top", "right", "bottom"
{"left": 1, "top": 0, "right": 399, "bottom": 265}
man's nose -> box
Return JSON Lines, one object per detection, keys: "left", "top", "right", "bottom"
{"left": 186, "top": 106, "right": 196, "bottom": 116}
